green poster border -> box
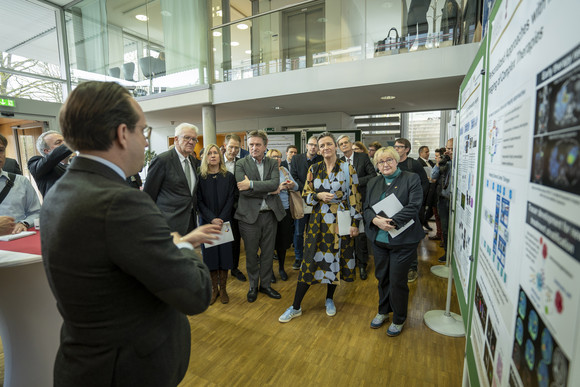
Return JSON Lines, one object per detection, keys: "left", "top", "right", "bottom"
{"left": 460, "top": 0, "right": 503, "bottom": 384}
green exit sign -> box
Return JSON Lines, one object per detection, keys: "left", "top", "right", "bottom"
{"left": 0, "top": 98, "right": 15, "bottom": 107}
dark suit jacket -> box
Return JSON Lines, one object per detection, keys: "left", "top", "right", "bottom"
{"left": 41, "top": 156, "right": 211, "bottom": 387}
{"left": 143, "top": 148, "right": 199, "bottom": 235}
{"left": 340, "top": 152, "right": 376, "bottom": 202}
{"left": 280, "top": 160, "right": 290, "bottom": 171}
{"left": 3, "top": 157, "right": 22, "bottom": 175}
{"left": 234, "top": 155, "right": 285, "bottom": 224}
{"left": 398, "top": 157, "right": 429, "bottom": 197}
{"left": 364, "top": 171, "right": 425, "bottom": 247}
{"left": 27, "top": 144, "right": 73, "bottom": 197}
{"left": 290, "top": 153, "right": 323, "bottom": 193}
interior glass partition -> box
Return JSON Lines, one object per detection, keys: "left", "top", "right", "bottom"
{"left": 64, "top": 0, "right": 210, "bottom": 97}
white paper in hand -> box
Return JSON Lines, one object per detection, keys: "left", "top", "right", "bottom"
{"left": 203, "top": 222, "right": 234, "bottom": 248}
{"left": 371, "top": 194, "right": 414, "bottom": 238}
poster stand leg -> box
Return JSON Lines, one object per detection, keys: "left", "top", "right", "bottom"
{"left": 430, "top": 249, "right": 450, "bottom": 278}
{"left": 424, "top": 254, "right": 465, "bottom": 337}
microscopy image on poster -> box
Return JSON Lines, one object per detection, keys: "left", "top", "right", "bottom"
{"left": 531, "top": 55, "right": 580, "bottom": 196}
{"left": 510, "top": 287, "right": 570, "bottom": 387}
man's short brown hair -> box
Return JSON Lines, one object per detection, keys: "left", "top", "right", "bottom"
{"left": 247, "top": 130, "right": 268, "bottom": 145}
{"left": 59, "top": 81, "right": 139, "bottom": 151}
{"left": 395, "top": 138, "right": 411, "bottom": 155}
{"left": 225, "top": 133, "right": 241, "bottom": 143}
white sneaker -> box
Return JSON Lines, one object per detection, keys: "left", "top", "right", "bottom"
{"left": 279, "top": 306, "right": 302, "bottom": 323}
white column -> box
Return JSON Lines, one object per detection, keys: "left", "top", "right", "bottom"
{"left": 202, "top": 105, "right": 217, "bottom": 146}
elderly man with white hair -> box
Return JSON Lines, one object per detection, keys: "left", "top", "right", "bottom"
{"left": 28, "top": 130, "right": 73, "bottom": 197}
{"left": 144, "top": 123, "right": 200, "bottom": 234}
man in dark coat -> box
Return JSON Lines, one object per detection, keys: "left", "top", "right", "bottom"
{"left": 41, "top": 81, "right": 219, "bottom": 386}
{"left": 144, "top": 123, "right": 200, "bottom": 235}
{"left": 28, "top": 130, "right": 73, "bottom": 197}
{"left": 337, "top": 134, "right": 377, "bottom": 280}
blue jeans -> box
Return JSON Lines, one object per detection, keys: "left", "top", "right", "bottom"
{"left": 293, "top": 215, "right": 309, "bottom": 261}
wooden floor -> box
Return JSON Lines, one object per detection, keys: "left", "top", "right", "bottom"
{"left": 180, "top": 227, "right": 465, "bottom": 386}
{"left": 0, "top": 226, "right": 465, "bottom": 387}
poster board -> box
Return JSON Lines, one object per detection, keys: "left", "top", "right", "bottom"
{"left": 459, "top": 0, "right": 580, "bottom": 385}
{"left": 265, "top": 132, "right": 302, "bottom": 161}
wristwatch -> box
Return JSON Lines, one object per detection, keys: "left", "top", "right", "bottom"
{"left": 20, "top": 221, "right": 30, "bottom": 228}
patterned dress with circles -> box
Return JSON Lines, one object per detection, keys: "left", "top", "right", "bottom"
{"left": 298, "top": 159, "right": 362, "bottom": 285}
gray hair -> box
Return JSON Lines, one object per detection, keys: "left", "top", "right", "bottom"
{"left": 36, "top": 130, "right": 61, "bottom": 154}
{"left": 336, "top": 134, "right": 351, "bottom": 144}
{"left": 174, "top": 123, "right": 199, "bottom": 137}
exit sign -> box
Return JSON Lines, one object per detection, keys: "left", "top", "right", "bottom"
{"left": 0, "top": 98, "right": 15, "bottom": 107}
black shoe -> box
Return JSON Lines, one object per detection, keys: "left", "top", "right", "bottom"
{"left": 232, "top": 268, "right": 247, "bottom": 282}
{"left": 273, "top": 252, "right": 278, "bottom": 261}
{"left": 438, "top": 255, "right": 447, "bottom": 263}
{"left": 292, "top": 260, "right": 301, "bottom": 270}
{"left": 247, "top": 288, "right": 258, "bottom": 303}
{"left": 259, "top": 287, "right": 281, "bottom": 299}
{"left": 271, "top": 272, "right": 277, "bottom": 284}
{"left": 360, "top": 267, "right": 368, "bottom": 280}
{"left": 424, "top": 225, "right": 433, "bottom": 231}
{"left": 279, "top": 269, "right": 288, "bottom": 281}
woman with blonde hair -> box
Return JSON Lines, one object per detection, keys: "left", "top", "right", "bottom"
{"left": 266, "top": 148, "right": 299, "bottom": 281}
{"left": 197, "top": 144, "right": 236, "bottom": 304}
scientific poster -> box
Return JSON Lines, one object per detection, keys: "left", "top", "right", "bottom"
{"left": 454, "top": 54, "right": 485, "bottom": 300}
{"left": 471, "top": 0, "right": 580, "bottom": 385}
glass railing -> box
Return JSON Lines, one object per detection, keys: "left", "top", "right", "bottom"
{"left": 212, "top": 0, "right": 477, "bottom": 84}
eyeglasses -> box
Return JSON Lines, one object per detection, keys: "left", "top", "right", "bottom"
{"left": 377, "top": 158, "right": 396, "bottom": 166}
{"left": 307, "top": 143, "right": 317, "bottom": 147}
{"left": 181, "top": 135, "right": 197, "bottom": 143}
{"left": 270, "top": 155, "right": 281, "bottom": 159}
{"left": 142, "top": 126, "right": 152, "bottom": 138}
{"left": 393, "top": 145, "right": 406, "bottom": 149}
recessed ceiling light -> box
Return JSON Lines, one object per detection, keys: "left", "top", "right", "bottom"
{"left": 231, "top": 41, "right": 239, "bottom": 46}
{"left": 216, "top": 10, "right": 222, "bottom": 17}
{"left": 273, "top": 106, "right": 283, "bottom": 110}
{"left": 213, "top": 48, "right": 217, "bottom": 51}
{"left": 245, "top": 50, "right": 252, "bottom": 54}
{"left": 213, "top": 31, "right": 222, "bottom": 37}
{"left": 237, "top": 23, "right": 249, "bottom": 30}
{"left": 381, "top": 95, "right": 396, "bottom": 100}
{"left": 135, "top": 14, "right": 148, "bottom": 22}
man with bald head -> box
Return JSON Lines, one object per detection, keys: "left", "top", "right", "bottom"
{"left": 144, "top": 123, "right": 200, "bottom": 234}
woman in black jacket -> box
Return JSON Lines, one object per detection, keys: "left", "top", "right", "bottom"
{"left": 364, "top": 146, "right": 424, "bottom": 336}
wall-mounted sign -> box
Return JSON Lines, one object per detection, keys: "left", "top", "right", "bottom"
{"left": 0, "top": 98, "right": 15, "bottom": 107}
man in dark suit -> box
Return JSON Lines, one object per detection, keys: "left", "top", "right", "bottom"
{"left": 290, "top": 136, "right": 322, "bottom": 269}
{"left": 235, "top": 130, "right": 286, "bottom": 302}
{"left": 417, "top": 145, "right": 435, "bottom": 230}
{"left": 144, "top": 123, "right": 200, "bottom": 235}
{"left": 28, "top": 130, "right": 73, "bottom": 197}
{"left": 394, "top": 138, "right": 428, "bottom": 283}
{"left": 223, "top": 133, "right": 247, "bottom": 282}
{"left": 280, "top": 144, "right": 297, "bottom": 171}
{"left": 337, "top": 134, "right": 377, "bottom": 280}
{"left": 3, "top": 157, "right": 22, "bottom": 174}
{"left": 41, "top": 81, "right": 219, "bottom": 386}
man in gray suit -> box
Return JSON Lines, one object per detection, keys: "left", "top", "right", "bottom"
{"left": 41, "top": 81, "right": 219, "bottom": 386}
{"left": 144, "top": 123, "right": 200, "bottom": 235}
{"left": 235, "top": 130, "right": 286, "bottom": 302}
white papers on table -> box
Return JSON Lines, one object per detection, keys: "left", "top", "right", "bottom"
{"left": 0, "top": 231, "right": 36, "bottom": 242}
{"left": 203, "top": 222, "right": 234, "bottom": 248}
{"left": 371, "top": 194, "right": 415, "bottom": 238}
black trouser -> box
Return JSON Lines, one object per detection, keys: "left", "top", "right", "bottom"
{"left": 231, "top": 218, "right": 241, "bottom": 271}
{"left": 372, "top": 241, "right": 417, "bottom": 324}
{"left": 275, "top": 209, "right": 294, "bottom": 270}
{"left": 355, "top": 232, "right": 369, "bottom": 269}
{"left": 438, "top": 196, "right": 450, "bottom": 252}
